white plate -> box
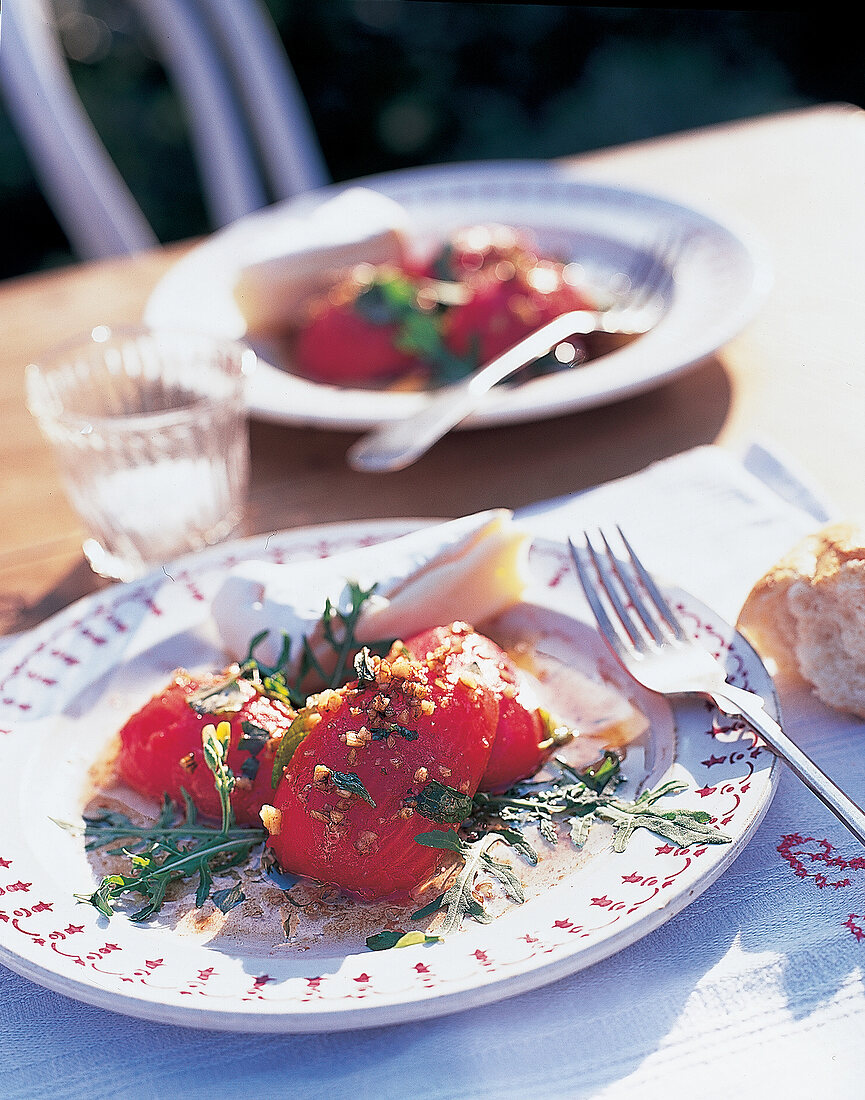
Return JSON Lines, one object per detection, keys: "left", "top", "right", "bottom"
{"left": 144, "top": 161, "right": 772, "bottom": 430}
{"left": 0, "top": 521, "right": 780, "bottom": 1032}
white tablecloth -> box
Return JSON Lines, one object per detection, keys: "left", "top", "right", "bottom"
{"left": 4, "top": 443, "right": 864, "bottom": 1099}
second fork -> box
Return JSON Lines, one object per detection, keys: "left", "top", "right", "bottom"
{"left": 571, "top": 527, "right": 865, "bottom": 848}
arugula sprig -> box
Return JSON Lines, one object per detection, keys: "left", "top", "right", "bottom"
{"left": 366, "top": 753, "right": 732, "bottom": 945}
{"left": 471, "top": 753, "right": 731, "bottom": 854}
{"left": 188, "top": 580, "right": 379, "bottom": 714}
{"left": 289, "top": 580, "right": 380, "bottom": 699}
{"left": 69, "top": 721, "right": 266, "bottom": 922}
{"left": 352, "top": 270, "right": 477, "bottom": 385}
{"left": 410, "top": 831, "right": 528, "bottom": 936}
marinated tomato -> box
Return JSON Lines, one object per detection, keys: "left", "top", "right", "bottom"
{"left": 116, "top": 669, "right": 293, "bottom": 827}
{"left": 264, "top": 640, "right": 500, "bottom": 901}
{"left": 443, "top": 265, "right": 594, "bottom": 364}
{"left": 115, "top": 621, "right": 565, "bottom": 902}
{"left": 293, "top": 267, "right": 425, "bottom": 384}
{"left": 294, "top": 295, "right": 417, "bottom": 384}
{"left": 403, "top": 623, "right": 552, "bottom": 793}
{"left": 291, "top": 223, "right": 599, "bottom": 387}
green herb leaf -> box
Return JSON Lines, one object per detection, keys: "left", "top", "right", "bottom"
{"left": 238, "top": 720, "right": 272, "bottom": 756}
{"left": 239, "top": 756, "right": 260, "bottom": 781}
{"left": 415, "top": 780, "right": 474, "bottom": 824}
{"left": 576, "top": 749, "right": 621, "bottom": 793}
{"left": 71, "top": 724, "right": 266, "bottom": 922}
{"left": 329, "top": 769, "right": 377, "bottom": 807}
{"left": 371, "top": 722, "right": 418, "bottom": 742}
{"left": 366, "top": 928, "right": 442, "bottom": 951}
{"left": 212, "top": 883, "right": 246, "bottom": 914}
{"left": 236, "top": 631, "right": 298, "bottom": 707}
{"left": 353, "top": 273, "right": 418, "bottom": 326}
{"left": 271, "top": 711, "right": 316, "bottom": 789}
{"left": 413, "top": 831, "right": 526, "bottom": 935}
{"left": 409, "top": 892, "right": 446, "bottom": 922}
{"left": 187, "top": 676, "right": 248, "bottom": 716}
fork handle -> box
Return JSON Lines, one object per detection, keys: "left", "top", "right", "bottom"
{"left": 346, "top": 310, "right": 602, "bottom": 472}
{"left": 713, "top": 684, "right": 865, "bottom": 847}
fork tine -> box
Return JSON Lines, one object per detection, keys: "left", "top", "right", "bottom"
{"left": 573, "top": 532, "right": 651, "bottom": 654}
{"left": 567, "top": 537, "right": 632, "bottom": 662}
{"left": 615, "top": 526, "right": 688, "bottom": 642}
{"left": 617, "top": 232, "right": 680, "bottom": 316}
{"left": 586, "top": 533, "right": 652, "bottom": 653}
{"left": 598, "top": 529, "right": 668, "bottom": 645}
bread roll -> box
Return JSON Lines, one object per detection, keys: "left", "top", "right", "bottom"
{"left": 737, "top": 522, "right": 865, "bottom": 717}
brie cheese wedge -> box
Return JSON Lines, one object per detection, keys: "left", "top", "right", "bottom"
{"left": 232, "top": 187, "right": 411, "bottom": 337}
{"left": 211, "top": 510, "right": 530, "bottom": 670}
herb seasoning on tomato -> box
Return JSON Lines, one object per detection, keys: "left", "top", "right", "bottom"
{"left": 116, "top": 669, "right": 294, "bottom": 827}
{"left": 263, "top": 639, "right": 500, "bottom": 901}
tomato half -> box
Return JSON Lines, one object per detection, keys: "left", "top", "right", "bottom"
{"left": 403, "top": 623, "right": 551, "bottom": 793}
{"left": 444, "top": 267, "right": 596, "bottom": 365}
{"left": 116, "top": 670, "right": 293, "bottom": 826}
{"left": 266, "top": 642, "right": 499, "bottom": 901}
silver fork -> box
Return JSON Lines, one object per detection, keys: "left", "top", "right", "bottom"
{"left": 570, "top": 526, "right": 865, "bottom": 846}
{"left": 347, "top": 234, "right": 684, "bottom": 473}
{"left": 596, "top": 231, "right": 681, "bottom": 333}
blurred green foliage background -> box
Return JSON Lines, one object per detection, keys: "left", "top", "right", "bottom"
{"left": 1, "top": 2, "right": 861, "bottom": 280}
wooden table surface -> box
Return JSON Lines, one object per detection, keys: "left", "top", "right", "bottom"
{"left": 2, "top": 104, "right": 863, "bottom": 638}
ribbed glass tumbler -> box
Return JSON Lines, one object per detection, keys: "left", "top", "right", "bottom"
{"left": 26, "top": 326, "right": 256, "bottom": 582}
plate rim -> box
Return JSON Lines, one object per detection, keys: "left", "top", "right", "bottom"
{"left": 0, "top": 518, "right": 781, "bottom": 1032}
{"left": 143, "top": 159, "right": 773, "bottom": 430}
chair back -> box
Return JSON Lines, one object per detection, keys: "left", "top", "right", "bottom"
{"left": 0, "top": 0, "right": 329, "bottom": 259}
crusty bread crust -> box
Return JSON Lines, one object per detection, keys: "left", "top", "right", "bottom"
{"left": 738, "top": 522, "right": 865, "bottom": 717}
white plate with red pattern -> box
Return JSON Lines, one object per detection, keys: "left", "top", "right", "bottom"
{"left": 0, "top": 521, "right": 780, "bottom": 1032}
{"left": 144, "top": 161, "right": 771, "bottom": 431}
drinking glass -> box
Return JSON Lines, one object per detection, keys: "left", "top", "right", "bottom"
{"left": 26, "top": 325, "right": 256, "bottom": 582}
